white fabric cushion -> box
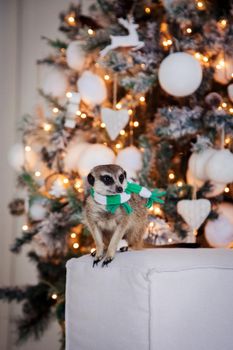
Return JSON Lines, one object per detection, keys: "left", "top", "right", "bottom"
{"left": 66, "top": 249, "right": 233, "bottom": 350}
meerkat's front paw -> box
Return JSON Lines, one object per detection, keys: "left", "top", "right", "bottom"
{"left": 93, "top": 255, "right": 104, "bottom": 267}
{"left": 119, "top": 246, "right": 128, "bottom": 252}
{"left": 102, "top": 256, "right": 114, "bottom": 267}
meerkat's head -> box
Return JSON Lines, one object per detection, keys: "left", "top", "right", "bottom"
{"left": 87, "top": 164, "right": 127, "bottom": 195}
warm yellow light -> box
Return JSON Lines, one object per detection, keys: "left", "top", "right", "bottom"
{"left": 141, "top": 63, "right": 146, "bottom": 69}
{"left": 88, "top": 28, "right": 94, "bottom": 35}
{"left": 222, "top": 102, "right": 227, "bottom": 108}
{"left": 218, "top": 106, "right": 223, "bottom": 111}
{"left": 53, "top": 107, "right": 59, "bottom": 113}
{"left": 70, "top": 232, "right": 77, "bottom": 238}
{"left": 115, "top": 143, "right": 122, "bottom": 149}
{"left": 76, "top": 110, "right": 82, "bottom": 116}
{"left": 25, "top": 145, "right": 31, "bottom": 152}
{"left": 169, "top": 173, "right": 175, "bottom": 180}
{"left": 74, "top": 180, "right": 82, "bottom": 190}
{"left": 177, "top": 181, "right": 183, "bottom": 187}
{"left": 231, "top": 73, "right": 233, "bottom": 78}
{"left": 195, "top": 52, "right": 201, "bottom": 59}
{"left": 168, "top": 238, "right": 173, "bottom": 243}
{"left": 145, "top": 7, "right": 151, "bottom": 14}
{"left": 220, "top": 19, "right": 227, "bottom": 28}
{"left": 81, "top": 113, "right": 87, "bottom": 119}
{"left": 197, "top": 1, "right": 204, "bottom": 9}
{"left": 128, "top": 109, "right": 133, "bottom": 115}
{"left": 116, "top": 103, "right": 122, "bottom": 110}
{"left": 224, "top": 187, "right": 230, "bottom": 193}
{"left": 73, "top": 242, "right": 79, "bottom": 249}
{"left": 120, "top": 129, "right": 126, "bottom": 135}
{"left": 139, "top": 96, "right": 145, "bottom": 102}
{"left": 162, "top": 40, "right": 168, "bottom": 47}
{"left": 154, "top": 206, "right": 161, "bottom": 215}
{"left": 43, "top": 123, "right": 52, "bottom": 131}
{"left": 51, "top": 293, "right": 58, "bottom": 300}
{"left": 22, "top": 224, "right": 28, "bottom": 231}
{"left": 104, "top": 74, "right": 110, "bottom": 81}
{"left": 167, "top": 39, "right": 172, "bottom": 46}
{"left": 225, "top": 137, "right": 231, "bottom": 144}
{"left": 66, "top": 91, "right": 72, "bottom": 98}
{"left": 203, "top": 56, "right": 209, "bottom": 62}
{"left": 67, "top": 16, "right": 75, "bottom": 24}
{"left": 100, "top": 122, "right": 106, "bottom": 128}
{"left": 134, "top": 121, "right": 139, "bottom": 127}
{"left": 63, "top": 178, "right": 69, "bottom": 184}
{"left": 35, "top": 171, "right": 41, "bottom": 177}
{"left": 229, "top": 108, "right": 233, "bottom": 113}
{"left": 186, "top": 28, "right": 192, "bottom": 34}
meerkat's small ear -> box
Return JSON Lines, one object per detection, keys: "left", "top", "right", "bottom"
{"left": 123, "top": 171, "right": 127, "bottom": 178}
{"left": 87, "top": 173, "right": 95, "bottom": 186}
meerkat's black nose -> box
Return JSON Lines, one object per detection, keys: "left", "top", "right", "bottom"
{"left": 116, "top": 186, "right": 123, "bottom": 193}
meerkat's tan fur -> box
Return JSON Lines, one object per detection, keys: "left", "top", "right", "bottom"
{"left": 83, "top": 164, "right": 148, "bottom": 266}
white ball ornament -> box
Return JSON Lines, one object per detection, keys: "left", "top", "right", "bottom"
{"left": 205, "top": 215, "right": 233, "bottom": 248}
{"left": 29, "top": 202, "right": 47, "bottom": 221}
{"left": 115, "top": 146, "right": 142, "bottom": 176}
{"left": 186, "top": 168, "right": 204, "bottom": 188}
{"left": 158, "top": 52, "right": 202, "bottom": 97}
{"left": 188, "top": 148, "right": 216, "bottom": 181}
{"left": 205, "top": 149, "right": 233, "bottom": 183}
{"left": 77, "top": 144, "right": 115, "bottom": 177}
{"left": 77, "top": 71, "right": 107, "bottom": 106}
{"left": 218, "top": 202, "right": 233, "bottom": 225}
{"left": 64, "top": 142, "right": 90, "bottom": 172}
{"left": 42, "top": 69, "right": 68, "bottom": 98}
{"left": 66, "top": 41, "right": 85, "bottom": 71}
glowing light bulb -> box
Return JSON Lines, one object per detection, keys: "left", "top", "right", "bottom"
{"left": 51, "top": 293, "right": 58, "bottom": 300}
{"left": 100, "top": 122, "right": 106, "bottom": 128}
{"left": 195, "top": 52, "right": 201, "bottom": 59}
{"left": 67, "top": 16, "right": 75, "bottom": 24}
{"left": 163, "top": 40, "right": 168, "bottom": 47}
{"left": 63, "top": 178, "right": 69, "bottom": 184}
{"left": 35, "top": 171, "right": 41, "bottom": 177}
{"left": 197, "top": 1, "right": 204, "bottom": 9}
{"left": 76, "top": 110, "right": 82, "bottom": 116}
{"left": 128, "top": 109, "right": 133, "bottom": 115}
{"left": 154, "top": 206, "right": 161, "bottom": 215}
{"left": 229, "top": 108, "right": 233, "bottom": 114}
{"left": 104, "top": 74, "right": 110, "bottom": 81}
{"left": 168, "top": 238, "right": 173, "bottom": 243}
{"left": 169, "top": 173, "right": 175, "bottom": 180}
{"left": 145, "top": 7, "right": 151, "bottom": 14}
{"left": 222, "top": 102, "right": 227, "bottom": 108}
{"left": 88, "top": 28, "right": 94, "bottom": 35}
{"left": 53, "top": 107, "right": 59, "bottom": 113}
{"left": 225, "top": 137, "right": 231, "bottom": 144}
{"left": 81, "top": 113, "right": 87, "bottom": 119}
{"left": 115, "top": 143, "right": 122, "bottom": 149}
{"left": 224, "top": 187, "right": 230, "bottom": 193}
{"left": 186, "top": 28, "right": 192, "bottom": 34}
{"left": 73, "top": 242, "right": 79, "bottom": 249}
{"left": 133, "top": 121, "right": 139, "bottom": 127}
{"left": 167, "top": 39, "right": 172, "bottom": 46}
{"left": 74, "top": 180, "right": 82, "bottom": 190}
{"left": 139, "top": 96, "right": 145, "bottom": 102}
{"left": 25, "top": 146, "right": 31, "bottom": 152}
{"left": 22, "top": 224, "right": 28, "bottom": 231}
{"left": 203, "top": 56, "right": 208, "bottom": 62}
{"left": 70, "top": 232, "right": 77, "bottom": 238}
{"left": 219, "top": 19, "right": 227, "bottom": 28}
{"left": 43, "top": 123, "right": 52, "bottom": 131}
{"left": 66, "top": 91, "right": 72, "bottom": 98}
{"left": 120, "top": 129, "right": 125, "bottom": 135}
{"left": 116, "top": 103, "right": 122, "bottom": 110}
{"left": 177, "top": 181, "right": 183, "bottom": 187}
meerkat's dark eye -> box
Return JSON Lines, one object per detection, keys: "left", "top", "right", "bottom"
{"left": 119, "top": 174, "right": 124, "bottom": 184}
{"left": 100, "top": 175, "right": 114, "bottom": 186}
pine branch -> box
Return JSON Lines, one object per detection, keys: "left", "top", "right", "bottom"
{"left": 11, "top": 228, "right": 38, "bottom": 253}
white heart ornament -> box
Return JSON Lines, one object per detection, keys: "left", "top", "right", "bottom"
{"left": 177, "top": 199, "right": 211, "bottom": 231}
{"left": 101, "top": 108, "right": 129, "bottom": 140}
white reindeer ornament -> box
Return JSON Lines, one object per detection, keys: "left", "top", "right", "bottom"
{"left": 100, "top": 17, "right": 144, "bottom": 57}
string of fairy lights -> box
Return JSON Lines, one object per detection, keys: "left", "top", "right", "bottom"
{"left": 21, "top": 0, "right": 232, "bottom": 253}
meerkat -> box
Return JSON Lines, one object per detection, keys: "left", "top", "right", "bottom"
{"left": 83, "top": 164, "right": 148, "bottom": 267}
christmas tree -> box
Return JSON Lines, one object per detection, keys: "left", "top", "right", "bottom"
{"left": 1, "top": 0, "right": 233, "bottom": 346}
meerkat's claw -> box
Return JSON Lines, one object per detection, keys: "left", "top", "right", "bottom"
{"left": 119, "top": 246, "right": 128, "bottom": 252}
{"left": 102, "top": 257, "right": 113, "bottom": 267}
{"left": 92, "top": 256, "right": 103, "bottom": 267}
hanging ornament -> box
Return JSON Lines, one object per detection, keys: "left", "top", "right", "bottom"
{"left": 45, "top": 173, "right": 70, "bottom": 199}
{"left": 227, "top": 84, "right": 233, "bottom": 102}
{"left": 115, "top": 146, "right": 142, "bottom": 178}
{"left": 100, "top": 17, "right": 144, "bottom": 57}
{"left": 205, "top": 92, "right": 223, "bottom": 108}
{"left": 186, "top": 168, "right": 204, "bottom": 188}
{"left": 205, "top": 203, "right": 233, "bottom": 248}
{"left": 177, "top": 199, "right": 211, "bottom": 231}
{"left": 64, "top": 141, "right": 90, "bottom": 172}
{"left": 42, "top": 69, "right": 68, "bottom": 98}
{"left": 77, "top": 71, "right": 107, "bottom": 107}
{"left": 214, "top": 55, "right": 233, "bottom": 85}
{"left": 101, "top": 108, "right": 129, "bottom": 140}
{"left": 158, "top": 52, "right": 202, "bottom": 97}
{"left": 77, "top": 144, "right": 115, "bottom": 177}
{"left": 29, "top": 200, "right": 47, "bottom": 221}
{"left": 66, "top": 41, "right": 86, "bottom": 71}
{"left": 188, "top": 148, "right": 216, "bottom": 181}
{"left": 205, "top": 149, "right": 233, "bottom": 183}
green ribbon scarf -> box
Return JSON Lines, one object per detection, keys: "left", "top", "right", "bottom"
{"left": 90, "top": 181, "right": 165, "bottom": 215}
